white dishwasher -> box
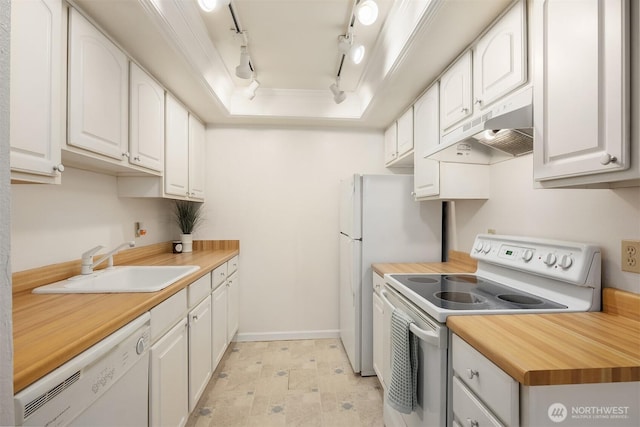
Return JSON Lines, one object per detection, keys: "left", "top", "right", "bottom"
{"left": 14, "top": 312, "right": 151, "bottom": 426}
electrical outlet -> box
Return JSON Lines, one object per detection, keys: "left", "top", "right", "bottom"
{"left": 621, "top": 240, "right": 640, "bottom": 273}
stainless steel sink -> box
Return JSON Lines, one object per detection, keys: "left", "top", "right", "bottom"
{"left": 32, "top": 265, "right": 201, "bottom": 294}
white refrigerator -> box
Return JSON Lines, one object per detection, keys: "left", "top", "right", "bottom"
{"left": 339, "top": 174, "right": 442, "bottom": 375}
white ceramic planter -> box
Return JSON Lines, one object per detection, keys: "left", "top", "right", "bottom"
{"left": 180, "top": 233, "right": 193, "bottom": 253}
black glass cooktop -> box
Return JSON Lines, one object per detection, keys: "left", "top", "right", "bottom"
{"left": 389, "top": 274, "right": 568, "bottom": 311}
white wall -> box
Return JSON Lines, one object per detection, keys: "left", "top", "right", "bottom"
{"left": 11, "top": 167, "right": 176, "bottom": 272}
{"left": 1, "top": 0, "right": 14, "bottom": 420}
{"left": 201, "top": 126, "right": 389, "bottom": 339}
{"left": 451, "top": 154, "right": 640, "bottom": 293}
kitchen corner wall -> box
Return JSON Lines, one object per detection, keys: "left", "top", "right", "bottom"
{"left": 10, "top": 167, "right": 176, "bottom": 272}
{"left": 201, "top": 126, "right": 389, "bottom": 339}
{"left": 451, "top": 154, "right": 640, "bottom": 294}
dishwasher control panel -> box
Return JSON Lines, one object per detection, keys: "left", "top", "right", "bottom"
{"left": 14, "top": 313, "right": 151, "bottom": 426}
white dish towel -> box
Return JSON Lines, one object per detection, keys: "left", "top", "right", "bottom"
{"left": 386, "top": 308, "right": 418, "bottom": 414}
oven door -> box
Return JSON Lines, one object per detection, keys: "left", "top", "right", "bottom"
{"left": 380, "top": 286, "right": 448, "bottom": 427}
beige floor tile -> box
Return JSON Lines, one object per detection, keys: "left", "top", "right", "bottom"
{"left": 186, "top": 339, "right": 384, "bottom": 427}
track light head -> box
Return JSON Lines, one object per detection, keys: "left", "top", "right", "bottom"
{"left": 337, "top": 34, "right": 352, "bottom": 55}
{"left": 235, "top": 46, "right": 252, "bottom": 79}
{"left": 329, "top": 80, "right": 346, "bottom": 104}
{"left": 357, "top": 0, "right": 379, "bottom": 26}
{"left": 245, "top": 79, "right": 260, "bottom": 100}
{"left": 198, "top": 0, "right": 230, "bottom": 13}
{"left": 350, "top": 44, "right": 365, "bottom": 64}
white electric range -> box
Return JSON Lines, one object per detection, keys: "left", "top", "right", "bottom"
{"left": 381, "top": 234, "right": 602, "bottom": 427}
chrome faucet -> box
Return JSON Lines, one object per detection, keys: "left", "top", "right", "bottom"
{"left": 81, "top": 241, "right": 136, "bottom": 275}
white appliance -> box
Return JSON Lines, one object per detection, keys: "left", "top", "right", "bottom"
{"left": 14, "top": 313, "right": 151, "bottom": 426}
{"left": 339, "top": 174, "right": 442, "bottom": 375}
{"left": 382, "top": 234, "right": 601, "bottom": 427}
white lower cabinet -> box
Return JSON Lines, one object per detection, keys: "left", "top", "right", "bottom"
{"left": 372, "top": 273, "right": 392, "bottom": 390}
{"left": 188, "top": 295, "right": 212, "bottom": 412}
{"left": 452, "top": 333, "right": 519, "bottom": 426}
{"left": 226, "top": 272, "right": 239, "bottom": 340}
{"left": 211, "top": 282, "right": 228, "bottom": 368}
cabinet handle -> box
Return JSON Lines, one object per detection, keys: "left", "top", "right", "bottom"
{"left": 133, "top": 156, "right": 141, "bottom": 162}
{"left": 122, "top": 152, "right": 130, "bottom": 158}
{"left": 53, "top": 164, "right": 65, "bottom": 173}
{"left": 461, "top": 107, "right": 469, "bottom": 113}
{"left": 600, "top": 153, "right": 617, "bottom": 165}
{"left": 474, "top": 98, "right": 482, "bottom": 105}
{"left": 192, "top": 314, "right": 199, "bottom": 321}
{"left": 467, "top": 419, "right": 479, "bottom": 427}
{"left": 466, "top": 368, "right": 479, "bottom": 379}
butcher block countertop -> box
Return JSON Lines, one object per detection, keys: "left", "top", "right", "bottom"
{"left": 12, "top": 240, "right": 239, "bottom": 393}
{"left": 373, "top": 252, "right": 640, "bottom": 387}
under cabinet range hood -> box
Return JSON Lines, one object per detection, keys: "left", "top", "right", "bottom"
{"left": 426, "top": 87, "right": 533, "bottom": 164}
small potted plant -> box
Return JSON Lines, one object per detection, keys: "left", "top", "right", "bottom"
{"left": 174, "top": 201, "right": 203, "bottom": 253}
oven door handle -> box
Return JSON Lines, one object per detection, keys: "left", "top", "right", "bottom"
{"left": 380, "top": 289, "right": 441, "bottom": 347}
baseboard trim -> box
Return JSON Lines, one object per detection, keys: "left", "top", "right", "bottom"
{"left": 234, "top": 330, "right": 340, "bottom": 342}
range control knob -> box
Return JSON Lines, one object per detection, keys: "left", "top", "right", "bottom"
{"left": 558, "top": 254, "right": 573, "bottom": 269}
{"left": 543, "top": 253, "right": 557, "bottom": 266}
{"left": 136, "top": 337, "right": 146, "bottom": 355}
{"left": 473, "top": 241, "right": 484, "bottom": 253}
{"left": 521, "top": 249, "right": 534, "bottom": 262}
{"left": 481, "top": 242, "right": 492, "bottom": 254}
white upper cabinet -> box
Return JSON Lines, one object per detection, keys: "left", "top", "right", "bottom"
{"left": 68, "top": 8, "right": 128, "bottom": 160}
{"left": 473, "top": 0, "right": 526, "bottom": 109}
{"left": 440, "top": 51, "right": 473, "bottom": 131}
{"left": 533, "top": 0, "right": 631, "bottom": 185}
{"left": 413, "top": 84, "right": 440, "bottom": 199}
{"left": 396, "top": 107, "right": 414, "bottom": 158}
{"left": 188, "top": 115, "right": 206, "bottom": 201}
{"left": 129, "top": 62, "right": 165, "bottom": 172}
{"left": 384, "top": 122, "right": 398, "bottom": 165}
{"left": 165, "top": 94, "right": 190, "bottom": 198}
{"left": 10, "top": 0, "right": 63, "bottom": 183}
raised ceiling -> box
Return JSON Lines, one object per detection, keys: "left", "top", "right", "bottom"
{"left": 73, "top": 0, "right": 512, "bottom": 129}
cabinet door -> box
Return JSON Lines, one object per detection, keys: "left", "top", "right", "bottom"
{"left": 473, "top": 0, "right": 526, "bottom": 109}
{"left": 381, "top": 289, "right": 394, "bottom": 389}
{"left": 150, "top": 318, "right": 189, "bottom": 427}
{"left": 68, "top": 8, "right": 128, "bottom": 160}
{"left": 9, "top": 0, "right": 62, "bottom": 182}
{"left": 396, "top": 107, "right": 414, "bottom": 158}
{"left": 188, "top": 296, "right": 213, "bottom": 412}
{"left": 130, "top": 62, "right": 164, "bottom": 172}
{"left": 440, "top": 51, "right": 473, "bottom": 131}
{"left": 533, "top": 0, "right": 629, "bottom": 182}
{"left": 165, "top": 94, "right": 190, "bottom": 197}
{"left": 413, "top": 84, "right": 440, "bottom": 198}
{"left": 188, "top": 115, "right": 206, "bottom": 200}
{"left": 384, "top": 122, "right": 398, "bottom": 165}
{"left": 211, "top": 284, "right": 228, "bottom": 368}
{"left": 372, "top": 291, "right": 384, "bottom": 387}
{"left": 226, "top": 273, "right": 239, "bottom": 343}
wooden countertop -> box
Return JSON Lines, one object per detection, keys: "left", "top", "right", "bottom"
{"left": 448, "top": 288, "right": 640, "bottom": 386}
{"left": 373, "top": 254, "right": 640, "bottom": 386}
{"left": 12, "top": 240, "right": 239, "bottom": 393}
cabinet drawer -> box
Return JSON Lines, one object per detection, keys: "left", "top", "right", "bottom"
{"left": 188, "top": 273, "right": 211, "bottom": 308}
{"left": 150, "top": 288, "right": 187, "bottom": 342}
{"left": 373, "top": 273, "right": 385, "bottom": 295}
{"left": 452, "top": 334, "right": 519, "bottom": 425}
{"left": 212, "top": 263, "right": 227, "bottom": 289}
{"left": 227, "top": 256, "right": 239, "bottom": 275}
{"left": 452, "top": 376, "right": 503, "bottom": 427}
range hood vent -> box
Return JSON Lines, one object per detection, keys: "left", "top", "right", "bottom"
{"left": 426, "top": 87, "right": 533, "bottom": 164}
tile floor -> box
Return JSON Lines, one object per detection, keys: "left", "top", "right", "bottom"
{"left": 186, "top": 338, "right": 384, "bottom": 427}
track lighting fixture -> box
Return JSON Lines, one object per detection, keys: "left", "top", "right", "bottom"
{"left": 197, "top": 0, "right": 230, "bottom": 13}
{"left": 235, "top": 46, "right": 252, "bottom": 79}
{"left": 245, "top": 78, "right": 260, "bottom": 100}
{"left": 337, "top": 33, "right": 365, "bottom": 65}
{"left": 356, "top": 0, "right": 379, "bottom": 26}
{"left": 329, "top": 78, "right": 346, "bottom": 104}
{"left": 350, "top": 44, "right": 365, "bottom": 64}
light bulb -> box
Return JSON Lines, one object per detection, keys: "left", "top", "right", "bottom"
{"left": 350, "top": 44, "right": 365, "bottom": 64}
{"left": 197, "top": 0, "right": 230, "bottom": 13}
{"left": 357, "top": 0, "right": 379, "bottom": 26}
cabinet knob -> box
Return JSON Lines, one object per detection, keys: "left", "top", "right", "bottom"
{"left": 467, "top": 419, "right": 479, "bottom": 427}
{"left": 600, "top": 153, "right": 617, "bottom": 165}
{"left": 122, "top": 152, "right": 130, "bottom": 158}
{"left": 53, "top": 164, "right": 65, "bottom": 173}
{"left": 466, "top": 368, "right": 479, "bottom": 379}
{"left": 474, "top": 98, "right": 482, "bottom": 105}
{"left": 133, "top": 156, "right": 141, "bottom": 162}
{"left": 461, "top": 107, "right": 469, "bottom": 113}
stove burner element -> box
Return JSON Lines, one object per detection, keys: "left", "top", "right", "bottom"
{"left": 498, "top": 294, "right": 543, "bottom": 305}
{"left": 443, "top": 275, "right": 478, "bottom": 284}
{"left": 407, "top": 276, "right": 439, "bottom": 284}
{"left": 435, "top": 291, "right": 486, "bottom": 304}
